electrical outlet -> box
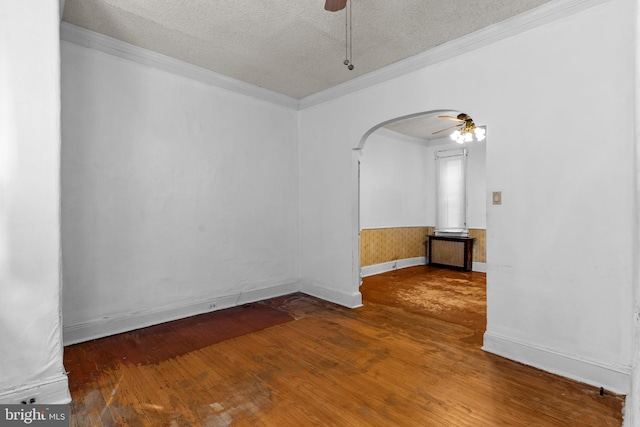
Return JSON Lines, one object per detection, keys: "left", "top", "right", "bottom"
{"left": 208, "top": 303, "right": 216, "bottom": 309}
{"left": 20, "top": 397, "right": 36, "bottom": 404}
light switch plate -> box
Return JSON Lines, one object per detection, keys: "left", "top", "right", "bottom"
{"left": 492, "top": 191, "right": 502, "bottom": 205}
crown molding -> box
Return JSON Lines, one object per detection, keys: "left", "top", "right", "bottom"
{"left": 298, "top": 0, "right": 610, "bottom": 110}
{"left": 60, "top": 22, "right": 300, "bottom": 110}
{"left": 61, "top": 0, "right": 608, "bottom": 111}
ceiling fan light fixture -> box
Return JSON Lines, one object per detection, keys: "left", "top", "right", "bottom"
{"left": 438, "top": 113, "right": 484, "bottom": 143}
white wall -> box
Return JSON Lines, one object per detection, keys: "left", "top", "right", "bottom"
{"left": 632, "top": 0, "right": 640, "bottom": 420}
{"left": 360, "top": 131, "right": 430, "bottom": 228}
{"left": 61, "top": 42, "right": 299, "bottom": 343}
{"left": 0, "top": 1, "right": 69, "bottom": 403}
{"left": 299, "top": 0, "right": 634, "bottom": 395}
{"left": 360, "top": 130, "right": 486, "bottom": 230}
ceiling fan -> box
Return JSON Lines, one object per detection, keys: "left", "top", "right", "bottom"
{"left": 325, "top": 0, "right": 354, "bottom": 70}
{"left": 433, "top": 113, "right": 486, "bottom": 143}
{"left": 325, "top": 0, "right": 347, "bottom": 12}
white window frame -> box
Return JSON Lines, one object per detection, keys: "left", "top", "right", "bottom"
{"left": 434, "top": 148, "right": 468, "bottom": 237}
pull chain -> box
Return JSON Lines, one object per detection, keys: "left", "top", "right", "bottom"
{"left": 343, "top": 1, "right": 354, "bottom": 70}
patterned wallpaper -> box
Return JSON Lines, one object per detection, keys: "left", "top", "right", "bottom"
{"left": 360, "top": 227, "right": 486, "bottom": 266}
{"left": 468, "top": 229, "right": 486, "bottom": 264}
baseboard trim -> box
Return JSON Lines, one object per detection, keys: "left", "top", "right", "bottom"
{"left": 483, "top": 331, "right": 631, "bottom": 394}
{"left": 301, "top": 281, "right": 363, "bottom": 308}
{"left": 472, "top": 262, "right": 487, "bottom": 273}
{"left": 63, "top": 282, "right": 299, "bottom": 345}
{"left": 361, "top": 257, "right": 426, "bottom": 277}
{"left": 0, "top": 374, "right": 70, "bottom": 405}
{"left": 361, "top": 258, "right": 487, "bottom": 277}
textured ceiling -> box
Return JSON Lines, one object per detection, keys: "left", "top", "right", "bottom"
{"left": 62, "top": 0, "right": 552, "bottom": 99}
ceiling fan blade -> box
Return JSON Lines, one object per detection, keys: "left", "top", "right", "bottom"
{"left": 325, "top": 0, "right": 347, "bottom": 12}
{"left": 438, "top": 115, "right": 465, "bottom": 122}
{"left": 432, "top": 124, "right": 463, "bottom": 135}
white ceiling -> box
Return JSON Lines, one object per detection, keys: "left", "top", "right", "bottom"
{"left": 62, "top": 0, "right": 552, "bottom": 100}
{"left": 384, "top": 110, "right": 462, "bottom": 141}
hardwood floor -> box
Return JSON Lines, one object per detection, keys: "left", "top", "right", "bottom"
{"left": 64, "top": 266, "right": 624, "bottom": 426}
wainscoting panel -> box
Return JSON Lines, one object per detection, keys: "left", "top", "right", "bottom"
{"left": 468, "top": 228, "right": 487, "bottom": 263}
{"left": 360, "top": 227, "right": 486, "bottom": 267}
{"left": 360, "top": 227, "right": 432, "bottom": 267}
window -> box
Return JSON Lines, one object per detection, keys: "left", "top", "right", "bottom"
{"left": 435, "top": 148, "right": 468, "bottom": 236}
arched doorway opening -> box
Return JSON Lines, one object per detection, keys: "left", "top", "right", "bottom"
{"left": 352, "top": 109, "right": 488, "bottom": 336}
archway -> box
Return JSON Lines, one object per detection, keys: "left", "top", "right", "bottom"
{"left": 350, "top": 110, "right": 457, "bottom": 292}
{"left": 352, "top": 110, "right": 487, "bottom": 330}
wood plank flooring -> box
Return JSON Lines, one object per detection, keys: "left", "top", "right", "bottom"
{"left": 64, "top": 266, "right": 624, "bottom": 426}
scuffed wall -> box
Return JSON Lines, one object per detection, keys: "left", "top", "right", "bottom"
{"left": 61, "top": 41, "right": 299, "bottom": 343}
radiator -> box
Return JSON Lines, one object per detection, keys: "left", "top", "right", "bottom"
{"left": 427, "top": 236, "right": 475, "bottom": 271}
